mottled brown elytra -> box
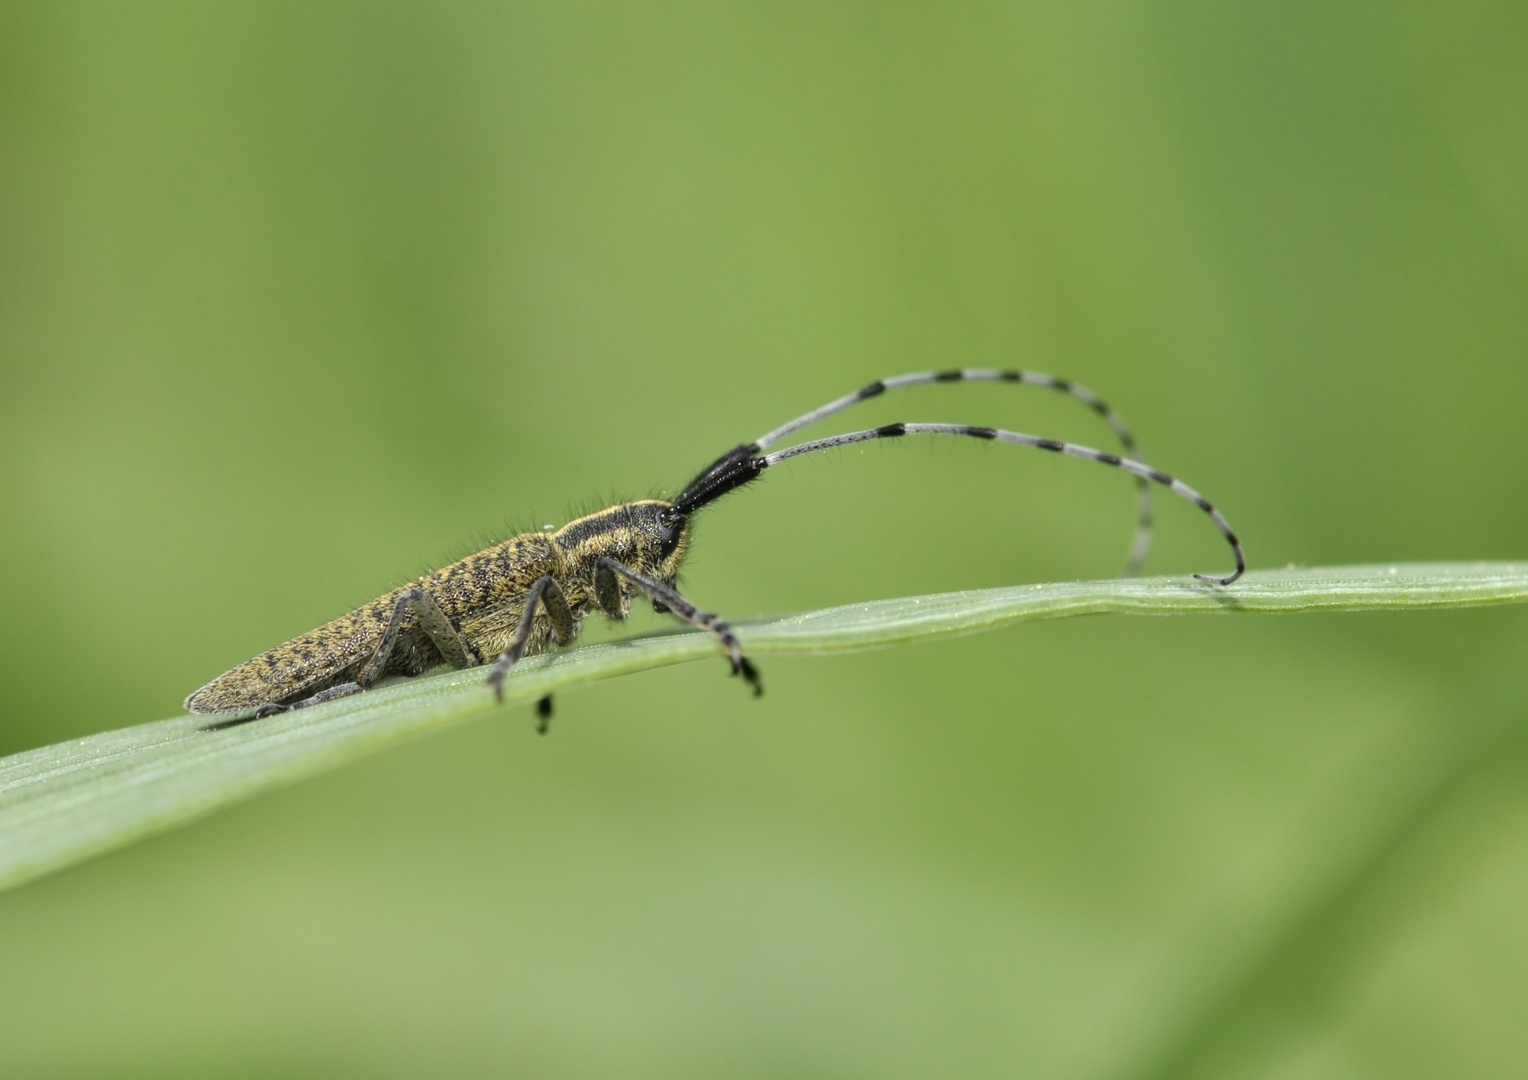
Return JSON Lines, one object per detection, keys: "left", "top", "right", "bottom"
{"left": 187, "top": 370, "right": 1243, "bottom": 730}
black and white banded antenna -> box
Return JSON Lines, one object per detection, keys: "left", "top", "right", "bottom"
{"left": 669, "top": 370, "right": 1244, "bottom": 586}
{"left": 749, "top": 368, "right": 1155, "bottom": 575}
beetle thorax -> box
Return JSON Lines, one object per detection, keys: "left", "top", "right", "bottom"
{"left": 552, "top": 500, "right": 691, "bottom": 585}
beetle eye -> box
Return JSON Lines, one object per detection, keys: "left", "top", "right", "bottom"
{"left": 655, "top": 509, "right": 682, "bottom": 549}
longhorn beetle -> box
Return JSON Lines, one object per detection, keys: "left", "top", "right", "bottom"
{"left": 186, "top": 370, "right": 1244, "bottom": 729}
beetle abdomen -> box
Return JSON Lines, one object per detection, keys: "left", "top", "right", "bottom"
{"left": 185, "top": 532, "right": 566, "bottom": 716}
{"left": 184, "top": 591, "right": 401, "bottom": 714}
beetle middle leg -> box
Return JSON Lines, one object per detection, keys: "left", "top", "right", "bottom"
{"left": 487, "top": 575, "right": 576, "bottom": 701}
{"left": 595, "top": 557, "right": 762, "bottom": 696}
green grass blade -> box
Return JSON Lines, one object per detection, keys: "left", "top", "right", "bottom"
{"left": 2, "top": 561, "right": 1525, "bottom": 895}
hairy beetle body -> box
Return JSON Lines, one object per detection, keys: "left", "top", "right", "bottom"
{"left": 187, "top": 501, "right": 688, "bottom": 716}
{"left": 187, "top": 368, "right": 1243, "bottom": 728}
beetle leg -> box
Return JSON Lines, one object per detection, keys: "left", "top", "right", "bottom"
{"left": 487, "top": 575, "right": 575, "bottom": 701}
{"left": 595, "top": 557, "right": 762, "bottom": 697}
{"left": 204, "top": 680, "right": 366, "bottom": 730}
{"left": 358, "top": 586, "right": 477, "bottom": 689}
{"left": 286, "top": 681, "right": 365, "bottom": 712}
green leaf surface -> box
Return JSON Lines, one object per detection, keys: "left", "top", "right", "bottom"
{"left": 2, "top": 561, "right": 1524, "bottom": 896}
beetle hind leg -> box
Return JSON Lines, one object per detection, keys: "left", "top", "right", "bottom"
{"left": 200, "top": 680, "right": 366, "bottom": 731}
{"left": 359, "top": 587, "right": 477, "bottom": 689}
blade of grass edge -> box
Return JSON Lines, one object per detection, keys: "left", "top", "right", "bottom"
{"left": 1, "top": 561, "right": 1524, "bottom": 895}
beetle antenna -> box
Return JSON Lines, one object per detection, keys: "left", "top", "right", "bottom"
{"left": 757, "top": 422, "right": 1242, "bottom": 585}
{"left": 748, "top": 369, "right": 1153, "bottom": 574}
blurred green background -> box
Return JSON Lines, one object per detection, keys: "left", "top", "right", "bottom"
{"left": 2, "top": 2, "right": 1526, "bottom": 1076}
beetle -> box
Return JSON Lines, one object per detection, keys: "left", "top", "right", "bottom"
{"left": 186, "top": 369, "right": 1243, "bottom": 727}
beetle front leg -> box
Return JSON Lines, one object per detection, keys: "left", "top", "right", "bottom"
{"left": 595, "top": 557, "right": 762, "bottom": 696}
